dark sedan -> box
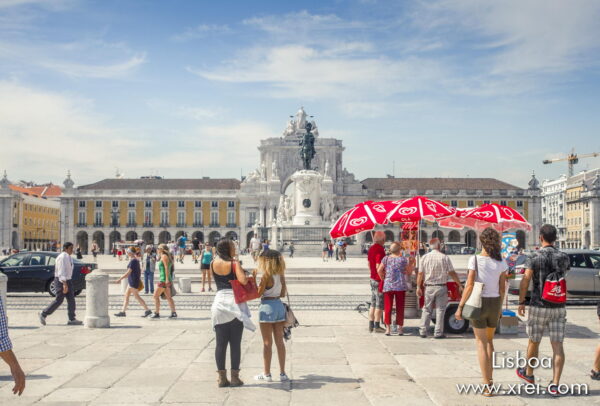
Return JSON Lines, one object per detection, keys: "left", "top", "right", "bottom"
{"left": 0, "top": 251, "right": 96, "bottom": 296}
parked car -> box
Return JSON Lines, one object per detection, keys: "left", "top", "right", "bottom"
{"left": 0, "top": 251, "right": 96, "bottom": 296}
{"left": 508, "top": 249, "right": 600, "bottom": 297}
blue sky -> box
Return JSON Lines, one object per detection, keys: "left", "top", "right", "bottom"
{"left": 1, "top": 0, "right": 600, "bottom": 188}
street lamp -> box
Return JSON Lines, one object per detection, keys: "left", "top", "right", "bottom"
{"left": 111, "top": 207, "right": 120, "bottom": 257}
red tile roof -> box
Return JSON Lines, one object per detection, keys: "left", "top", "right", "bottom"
{"left": 8, "top": 184, "right": 62, "bottom": 197}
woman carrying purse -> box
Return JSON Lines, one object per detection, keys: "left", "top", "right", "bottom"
{"left": 254, "top": 249, "right": 289, "bottom": 382}
{"left": 211, "top": 238, "right": 256, "bottom": 388}
{"left": 455, "top": 228, "right": 508, "bottom": 397}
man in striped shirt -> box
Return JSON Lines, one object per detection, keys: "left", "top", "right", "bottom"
{"left": 0, "top": 295, "right": 26, "bottom": 396}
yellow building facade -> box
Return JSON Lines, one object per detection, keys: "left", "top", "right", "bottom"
{"left": 61, "top": 176, "right": 241, "bottom": 254}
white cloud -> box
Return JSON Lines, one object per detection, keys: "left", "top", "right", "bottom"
{"left": 0, "top": 81, "right": 274, "bottom": 184}
{"left": 189, "top": 45, "right": 442, "bottom": 100}
{"left": 39, "top": 52, "right": 146, "bottom": 78}
{"left": 420, "top": 0, "right": 600, "bottom": 75}
{"left": 0, "top": 0, "right": 73, "bottom": 9}
{"left": 146, "top": 99, "right": 224, "bottom": 121}
{"left": 171, "top": 23, "right": 232, "bottom": 42}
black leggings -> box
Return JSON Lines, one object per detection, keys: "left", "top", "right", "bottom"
{"left": 215, "top": 318, "right": 244, "bottom": 370}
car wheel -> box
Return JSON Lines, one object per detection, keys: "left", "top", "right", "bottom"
{"left": 46, "top": 280, "right": 57, "bottom": 297}
{"left": 444, "top": 304, "right": 469, "bottom": 334}
{"left": 74, "top": 290, "right": 82, "bottom": 296}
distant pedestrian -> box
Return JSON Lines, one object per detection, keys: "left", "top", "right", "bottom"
{"left": 328, "top": 242, "right": 334, "bottom": 259}
{"left": 177, "top": 234, "right": 187, "bottom": 263}
{"left": 262, "top": 239, "right": 270, "bottom": 254}
{"left": 75, "top": 245, "right": 83, "bottom": 260}
{"left": 0, "top": 295, "right": 26, "bottom": 396}
{"left": 211, "top": 238, "right": 256, "bottom": 387}
{"left": 417, "top": 238, "right": 463, "bottom": 338}
{"left": 39, "top": 242, "right": 83, "bottom": 326}
{"left": 455, "top": 228, "right": 507, "bottom": 397}
{"left": 254, "top": 249, "right": 289, "bottom": 382}
{"left": 517, "top": 224, "right": 569, "bottom": 396}
{"left": 201, "top": 244, "right": 214, "bottom": 292}
{"left": 377, "top": 242, "right": 414, "bottom": 335}
{"left": 250, "top": 234, "right": 261, "bottom": 262}
{"left": 142, "top": 247, "right": 156, "bottom": 294}
{"left": 91, "top": 241, "right": 99, "bottom": 262}
{"left": 289, "top": 242, "right": 295, "bottom": 258}
{"left": 368, "top": 232, "right": 386, "bottom": 333}
{"left": 321, "top": 238, "right": 328, "bottom": 262}
{"left": 114, "top": 247, "right": 152, "bottom": 318}
{"left": 192, "top": 237, "right": 201, "bottom": 264}
{"left": 151, "top": 244, "right": 177, "bottom": 319}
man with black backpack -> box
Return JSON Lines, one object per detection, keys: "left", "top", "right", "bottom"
{"left": 517, "top": 224, "right": 570, "bottom": 396}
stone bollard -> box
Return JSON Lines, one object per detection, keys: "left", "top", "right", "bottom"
{"left": 85, "top": 272, "right": 110, "bottom": 328}
{"left": 179, "top": 277, "right": 191, "bottom": 293}
{"left": 0, "top": 272, "right": 7, "bottom": 310}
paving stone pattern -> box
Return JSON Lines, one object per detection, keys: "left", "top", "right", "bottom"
{"left": 1, "top": 304, "right": 599, "bottom": 405}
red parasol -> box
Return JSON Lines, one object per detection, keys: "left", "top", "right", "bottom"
{"left": 386, "top": 196, "right": 455, "bottom": 223}
{"left": 438, "top": 203, "right": 531, "bottom": 232}
{"left": 329, "top": 200, "right": 397, "bottom": 238}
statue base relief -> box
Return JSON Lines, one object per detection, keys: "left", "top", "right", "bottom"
{"left": 290, "top": 170, "right": 323, "bottom": 226}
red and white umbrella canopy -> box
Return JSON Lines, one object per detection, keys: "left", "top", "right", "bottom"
{"left": 386, "top": 196, "right": 455, "bottom": 223}
{"left": 438, "top": 203, "right": 531, "bottom": 232}
{"left": 329, "top": 200, "right": 395, "bottom": 238}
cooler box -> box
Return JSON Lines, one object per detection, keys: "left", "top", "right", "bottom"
{"left": 498, "top": 310, "right": 519, "bottom": 334}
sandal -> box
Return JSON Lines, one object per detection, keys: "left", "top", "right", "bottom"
{"left": 591, "top": 370, "right": 600, "bottom": 380}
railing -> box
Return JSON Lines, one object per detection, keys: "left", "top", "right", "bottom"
{"left": 226, "top": 223, "right": 237, "bottom": 228}
{"left": 76, "top": 223, "right": 87, "bottom": 227}
{"left": 143, "top": 222, "right": 153, "bottom": 227}
{"left": 160, "top": 222, "right": 170, "bottom": 227}
{"left": 176, "top": 223, "right": 186, "bottom": 227}
{"left": 209, "top": 223, "right": 220, "bottom": 228}
{"left": 94, "top": 222, "right": 103, "bottom": 227}
{"left": 193, "top": 222, "right": 203, "bottom": 227}
{"left": 247, "top": 222, "right": 255, "bottom": 227}
{"left": 127, "top": 222, "right": 137, "bottom": 227}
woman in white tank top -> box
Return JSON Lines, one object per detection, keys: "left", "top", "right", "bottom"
{"left": 254, "top": 249, "right": 289, "bottom": 382}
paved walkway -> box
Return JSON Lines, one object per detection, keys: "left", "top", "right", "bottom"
{"left": 1, "top": 303, "right": 599, "bottom": 405}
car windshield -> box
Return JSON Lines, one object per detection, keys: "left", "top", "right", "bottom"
{"left": 1, "top": 254, "right": 28, "bottom": 266}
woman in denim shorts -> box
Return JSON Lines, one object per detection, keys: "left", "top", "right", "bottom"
{"left": 254, "top": 249, "right": 289, "bottom": 382}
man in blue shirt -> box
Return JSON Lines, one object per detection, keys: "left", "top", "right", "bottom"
{"left": 177, "top": 234, "right": 187, "bottom": 263}
{"left": 0, "top": 296, "right": 26, "bottom": 396}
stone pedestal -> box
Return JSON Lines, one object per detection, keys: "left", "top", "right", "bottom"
{"left": 291, "top": 170, "right": 323, "bottom": 226}
{"left": 0, "top": 272, "right": 6, "bottom": 311}
{"left": 85, "top": 272, "right": 110, "bottom": 328}
{"left": 179, "top": 277, "right": 191, "bottom": 293}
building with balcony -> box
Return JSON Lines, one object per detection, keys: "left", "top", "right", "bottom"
{"left": 541, "top": 175, "right": 567, "bottom": 248}
{"left": 60, "top": 175, "right": 240, "bottom": 254}
{"left": 565, "top": 169, "right": 600, "bottom": 249}
{"left": 0, "top": 172, "right": 61, "bottom": 251}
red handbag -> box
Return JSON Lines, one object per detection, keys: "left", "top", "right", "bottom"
{"left": 229, "top": 262, "right": 260, "bottom": 304}
{"left": 541, "top": 271, "right": 567, "bottom": 304}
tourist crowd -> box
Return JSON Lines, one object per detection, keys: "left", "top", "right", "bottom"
{"left": 1, "top": 225, "right": 599, "bottom": 398}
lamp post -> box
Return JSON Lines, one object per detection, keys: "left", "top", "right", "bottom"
{"left": 111, "top": 207, "right": 120, "bottom": 257}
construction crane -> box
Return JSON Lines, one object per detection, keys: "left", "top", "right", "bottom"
{"left": 543, "top": 148, "right": 600, "bottom": 177}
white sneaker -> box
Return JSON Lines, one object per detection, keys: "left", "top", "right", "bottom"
{"left": 254, "top": 373, "right": 272, "bottom": 382}
{"left": 279, "top": 373, "right": 289, "bottom": 382}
